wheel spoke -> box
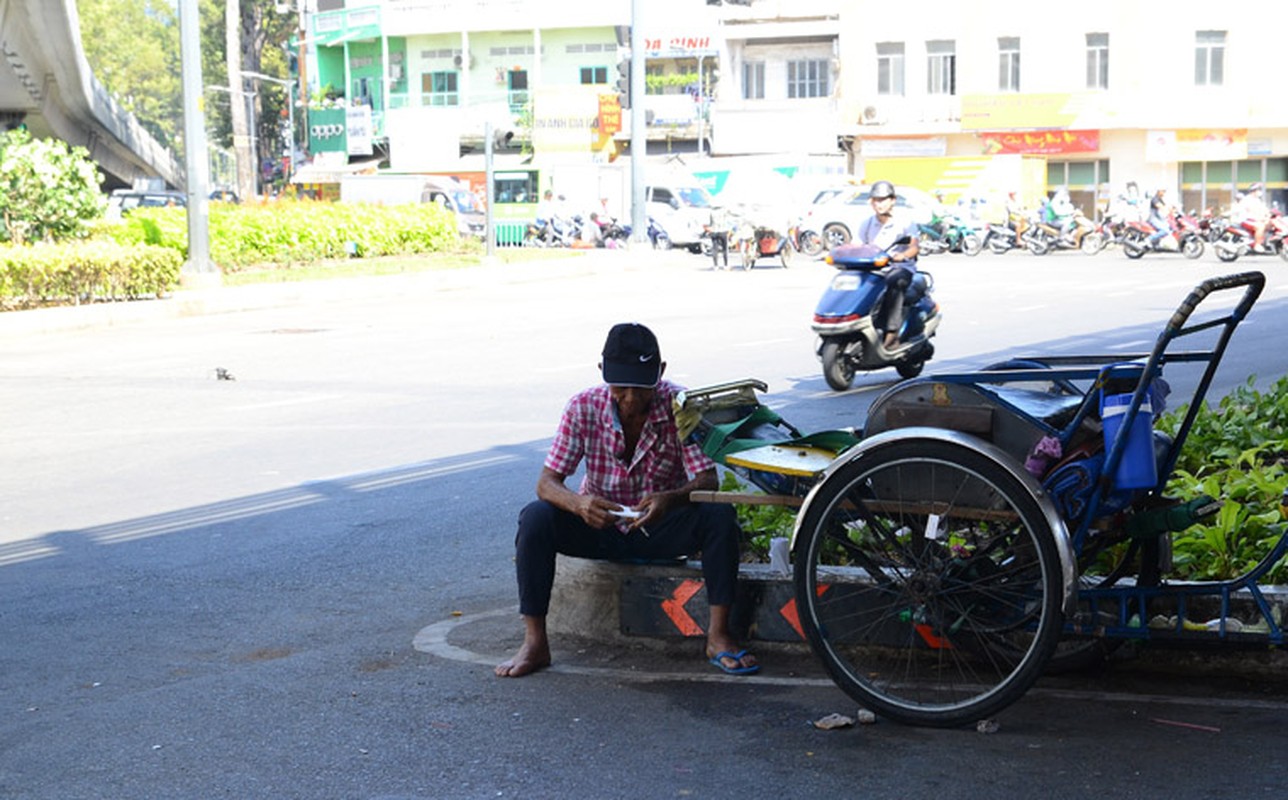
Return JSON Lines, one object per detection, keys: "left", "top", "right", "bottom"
{"left": 795, "top": 441, "right": 1062, "bottom": 726}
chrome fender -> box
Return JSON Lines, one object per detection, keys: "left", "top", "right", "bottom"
{"left": 790, "top": 426, "right": 1078, "bottom": 616}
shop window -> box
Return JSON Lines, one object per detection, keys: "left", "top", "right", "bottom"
{"left": 876, "top": 43, "right": 904, "bottom": 96}
{"left": 998, "top": 37, "right": 1020, "bottom": 92}
{"left": 1086, "top": 33, "right": 1108, "bottom": 89}
{"left": 421, "top": 71, "right": 458, "bottom": 107}
{"left": 788, "top": 59, "right": 829, "bottom": 99}
{"left": 579, "top": 66, "right": 608, "bottom": 85}
{"left": 742, "top": 62, "right": 765, "bottom": 100}
{"left": 927, "top": 40, "right": 956, "bottom": 95}
{"left": 1194, "top": 30, "right": 1225, "bottom": 86}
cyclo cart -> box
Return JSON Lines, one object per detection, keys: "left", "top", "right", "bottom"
{"left": 676, "top": 271, "right": 1285, "bottom": 728}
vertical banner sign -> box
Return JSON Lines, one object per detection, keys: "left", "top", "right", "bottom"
{"left": 346, "top": 105, "right": 373, "bottom": 156}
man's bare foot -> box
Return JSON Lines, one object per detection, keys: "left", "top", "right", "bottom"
{"left": 495, "top": 641, "right": 551, "bottom": 678}
{"left": 706, "top": 638, "right": 757, "bottom": 673}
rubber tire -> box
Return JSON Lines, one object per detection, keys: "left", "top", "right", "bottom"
{"left": 793, "top": 437, "right": 1064, "bottom": 727}
{"left": 1025, "top": 235, "right": 1051, "bottom": 256}
{"left": 821, "top": 339, "right": 856, "bottom": 391}
{"left": 653, "top": 233, "right": 672, "bottom": 251}
{"left": 740, "top": 242, "right": 756, "bottom": 271}
{"left": 895, "top": 358, "right": 925, "bottom": 380}
{"left": 800, "top": 230, "right": 825, "bottom": 258}
{"left": 779, "top": 240, "right": 794, "bottom": 268}
{"left": 1281, "top": 245, "right": 1288, "bottom": 263}
{"left": 1080, "top": 232, "right": 1106, "bottom": 255}
{"left": 960, "top": 233, "right": 983, "bottom": 257}
{"left": 1215, "top": 233, "right": 1241, "bottom": 263}
{"left": 1122, "top": 230, "right": 1147, "bottom": 259}
{"left": 823, "top": 223, "right": 852, "bottom": 249}
{"left": 988, "top": 235, "right": 1012, "bottom": 255}
{"left": 1181, "top": 237, "right": 1205, "bottom": 260}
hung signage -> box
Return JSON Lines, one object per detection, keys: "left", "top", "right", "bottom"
{"left": 346, "top": 105, "right": 373, "bottom": 156}
{"left": 979, "top": 130, "right": 1100, "bottom": 155}
{"left": 311, "top": 123, "right": 344, "bottom": 140}
{"left": 643, "top": 33, "right": 718, "bottom": 58}
{"left": 308, "top": 108, "right": 348, "bottom": 154}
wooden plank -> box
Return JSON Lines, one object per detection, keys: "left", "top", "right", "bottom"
{"left": 724, "top": 443, "right": 837, "bottom": 477}
{"left": 690, "top": 490, "right": 805, "bottom": 508}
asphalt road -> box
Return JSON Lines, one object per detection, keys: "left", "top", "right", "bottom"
{"left": 2, "top": 246, "right": 1288, "bottom": 799}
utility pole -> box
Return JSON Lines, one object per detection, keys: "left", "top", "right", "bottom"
{"left": 242, "top": 71, "right": 295, "bottom": 185}
{"left": 178, "top": 0, "right": 214, "bottom": 280}
{"left": 629, "top": 0, "right": 646, "bottom": 243}
{"left": 226, "top": 0, "right": 255, "bottom": 201}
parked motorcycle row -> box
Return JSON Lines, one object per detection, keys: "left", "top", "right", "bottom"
{"left": 795, "top": 207, "right": 1288, "bottom": 263}
{"left": 523, "top": 212, "right": 635, "bottom": 248}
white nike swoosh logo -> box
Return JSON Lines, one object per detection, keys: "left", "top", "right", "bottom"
{"left": 638, "top": 354, "right": 655, "bottom": 362}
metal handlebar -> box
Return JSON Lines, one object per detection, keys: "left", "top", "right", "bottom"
{"left": 1167, "top": 271, "right": 1265, "bottom": 333}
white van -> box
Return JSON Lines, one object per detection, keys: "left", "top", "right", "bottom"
{"left": 645, "top": 182, "right": 716, "bottom": 252}
{"left": 339, "top": 174, "right": 486, "bottom": 239}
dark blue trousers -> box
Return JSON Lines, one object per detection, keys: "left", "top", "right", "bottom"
{"left": 514, "top": 500, "right": 741, "bottom": 617}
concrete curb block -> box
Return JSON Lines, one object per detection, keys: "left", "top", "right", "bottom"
{"left": 549, "top": 556, "right": 1288, "bottom": 673}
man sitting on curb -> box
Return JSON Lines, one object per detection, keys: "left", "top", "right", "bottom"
{"left": 495, "top": 322, "right": 758, "bottom": 678}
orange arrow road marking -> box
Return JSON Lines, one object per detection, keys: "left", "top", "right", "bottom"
{"left": 780, "top": 585, "right": 830, "bottom": 640}
{"left": 661, "top": 579, "right": 705, "bottom": 636}
{"left": 914, "top": 623, "right": 954, "bottom": 649}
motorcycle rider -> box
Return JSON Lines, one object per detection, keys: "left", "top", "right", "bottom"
{"left": 1147, "top": 187, "right": 1172, "bottom": 249}
{"left": 1235, "top": 183, "right": 1271, "bottom": 252}
{"left": 854, "top": 180, "right": 920, "bottom": 349}
{"left": 1048, "top": 188, "right": 1078, "bottom": 245}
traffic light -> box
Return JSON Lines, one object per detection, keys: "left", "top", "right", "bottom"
{"left": 616, "top": 58, "right": 631, "bottom": 110}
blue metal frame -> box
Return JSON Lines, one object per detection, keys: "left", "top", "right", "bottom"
{"left": 921, "top": 272, "right": 1283, "bottom": 645}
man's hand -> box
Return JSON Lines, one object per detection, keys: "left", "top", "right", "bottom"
{"left": 632, "top": 490, "right": 680, "bottom": 530}
{"left": 577, "top": 495, "right": 626, "bottom": 530}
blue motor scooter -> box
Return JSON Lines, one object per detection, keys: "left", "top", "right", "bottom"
{"left": 811, "top": 241, "right": 942, "bottom": 390}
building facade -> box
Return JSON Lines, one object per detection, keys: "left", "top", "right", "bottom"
{"left": 300, "top": 0, "right": 1287, "bottom": 214}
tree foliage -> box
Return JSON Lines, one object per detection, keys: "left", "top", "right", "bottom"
{"left": 0, "top": 130, "right": 106, "bottom": 244}
{"left": 76, "top": 0, "right": 182, "bottom": 152}
{"left": 77, "top": 0, "right": 297, "bottom": 188}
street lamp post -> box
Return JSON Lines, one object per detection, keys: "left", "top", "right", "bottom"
{"left": 241, "top": 70, "right": 297, "bottom": 186}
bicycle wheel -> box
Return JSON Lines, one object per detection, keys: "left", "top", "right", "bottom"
{"left": 793, "top": 435, "right": 1064, "bottom": 727}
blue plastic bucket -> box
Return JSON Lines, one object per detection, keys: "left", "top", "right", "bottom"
{"left": 1100, "top": 392, "right": 1157, "bottom": 490}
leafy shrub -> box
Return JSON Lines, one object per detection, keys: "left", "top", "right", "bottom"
{"left": 0, "top": 240, "right": 182, "bottom": 307}
{"left": 104, "top": 198, "right": 460, "bottom": 270}
{"left": 0, "top": 129, "right": 106, "bottom": 244}
{"left": 1157, "top": 376, "right": 1288, "bottom": 582}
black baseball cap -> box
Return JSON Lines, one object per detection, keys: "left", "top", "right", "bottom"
{"left": 601, "top": 323, "right": 661, "bottom": 387}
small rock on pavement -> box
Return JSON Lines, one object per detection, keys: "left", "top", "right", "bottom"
{"left": 813, "top": 712, "right": 855, "bottom": 730}
{"left": 976, "top": 719, "right": 1001, "bottom": 734}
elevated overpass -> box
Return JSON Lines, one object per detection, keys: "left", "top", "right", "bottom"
{"left": 0, "top": 0, "right": 181, "bottom": 190}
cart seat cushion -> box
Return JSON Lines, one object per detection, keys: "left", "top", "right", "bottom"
{"left": 985, "top": 386, "right": 1085, "bottom": 429}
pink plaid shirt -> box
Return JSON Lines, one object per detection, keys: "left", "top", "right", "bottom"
{"left": 544, "top": 380, "right": 714, "bottom": 507}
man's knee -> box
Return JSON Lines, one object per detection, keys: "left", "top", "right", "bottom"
{"left": 516, "top": 500, "right": 558, "bottom": 545}
{"left": 696, "top": 503, "right": 741, "bottom": 546}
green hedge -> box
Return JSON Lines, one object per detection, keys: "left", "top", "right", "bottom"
{"left": 104, "top": 199, "right": 460, "bottom": 271}
{"left": 0, "top": 240, "right": 182, "bottom": 308}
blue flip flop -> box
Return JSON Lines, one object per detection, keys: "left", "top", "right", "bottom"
{"left": 709, "top": 649, "right": 760, "bottom": 675}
